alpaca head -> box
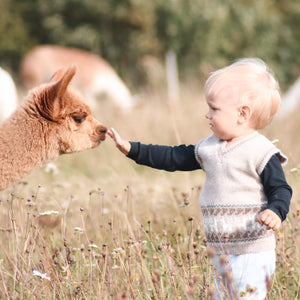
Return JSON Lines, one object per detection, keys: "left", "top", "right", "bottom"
{"left": 28, "top": 66, "right": 107, "bottom": 154}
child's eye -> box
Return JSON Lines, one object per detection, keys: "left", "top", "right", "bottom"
{"left": 72, "top": 116, "right": 86, "bottom": 124}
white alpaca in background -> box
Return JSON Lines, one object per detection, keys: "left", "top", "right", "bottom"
{"left": 0, "top": 67, "right": 18, "bottom": 121}
{"left": 21, "top": 45, "right": 135, "bottom": 111}
{"left": 277, "top": 77, "right": 300, "bottom": 118}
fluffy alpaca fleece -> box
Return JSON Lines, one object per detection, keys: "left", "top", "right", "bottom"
{"left": 21, "top": 45, "right": 134, "bottom": 110}
{"left": 0, "top": 66, "right": 107, "bottom": 190}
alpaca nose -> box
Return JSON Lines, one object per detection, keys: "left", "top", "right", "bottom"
{"left": 97, "top": 125, "right": 107, "bottom": 135}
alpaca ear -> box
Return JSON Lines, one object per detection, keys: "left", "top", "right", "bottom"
{"left": 36, "top": 66, "right": 77, "bottom": 121}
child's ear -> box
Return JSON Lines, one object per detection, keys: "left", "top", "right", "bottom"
{"left": 238, "top": 105, "right": 252, "bottom": 123}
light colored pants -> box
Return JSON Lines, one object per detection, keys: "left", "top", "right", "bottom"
{"left": 212, "top": 250, "right": 276, "bottom": 299}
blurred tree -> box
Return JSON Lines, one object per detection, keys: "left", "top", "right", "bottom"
{"left": 0, "top": 0, "right": 299, "bottom": 89}
{"left": 0, "top": 0, "right": 34, "bottom": 73}
{"left": 154, "top": 0, "right": 300, "bottom": 88}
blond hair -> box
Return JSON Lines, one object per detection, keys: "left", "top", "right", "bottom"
{"left": 205, "top": 58, "right": 281, "bottom": 129}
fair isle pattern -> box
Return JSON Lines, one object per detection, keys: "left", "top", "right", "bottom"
{"left": 195, "top": 133, "right": 283, "bottom": 255}
{"left": 201, "top": 204, "right": 276, "bottom": 255}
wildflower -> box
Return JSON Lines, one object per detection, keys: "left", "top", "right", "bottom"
{"left": 33, "top": 270, "right": 51, "bottom": 281}
{"left": 112, "top": 247, "right": 125, "bottom": 255}
{"left": 74, "top": 227, "right": 84, "bottom": 233}
{"left": 94, "top": 253, "right": 102, "bottom": 259}
{"left": 277, "top": 232, "right": 283, "bottom": 238}
{"left": 112, "top": 265, "right": 120, "bottom": 269}
{"left": 39, "top": 210, "right": 59, "bottom": 216}
{"left": 88, "top": 244, "right": 99, "bottom": 250}
{"left": 102, "top": 208, "right": 109, "bottom": 214}
{"left": 38, "top": 210, "right": 61, "bottom": 228}
{"left": 26, "top": 201, "right": 36, "bottom": 207}
{"left": 239, "top": 290, "right": 246, "bottom": 297}
{"left": 72, "top": 248, "right": 81, "bottom": 252}
{"left": 44, "top": 162, "right": 59, "bottom": 175}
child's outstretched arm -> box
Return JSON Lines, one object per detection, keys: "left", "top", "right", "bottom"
{"left": 107, "top": 128, "right": 131, "bottom": 155}
{"left": 257, "top": 209, "right": 281, "bottom": 231}
{"left": 108, "top": 128, "right": 201, "bottom": 171}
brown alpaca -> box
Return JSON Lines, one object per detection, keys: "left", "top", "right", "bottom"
{"left": 0, "top": 66, "right": 107, "bottom": 190}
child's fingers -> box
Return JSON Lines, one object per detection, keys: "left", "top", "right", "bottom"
{"left": 107, "top": 128, "right": 114, "bottom": 138}
{"left": 258, "top": 210, "right": 281, "bottom": 231}
{"left": 267, "top": 216, "right": 281, "bottom": 231}
{"left": 107, "top": 128, "right": 130, "bottom": 154}
{"left": 107, "top": 128, "right": 120, "bottom": 143}
{"left": 257, "top": 211, "right": 267, "bottom": 225}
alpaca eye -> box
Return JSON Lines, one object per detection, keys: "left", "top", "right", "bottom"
{"left": 72, "top": 116, "right": 86, "bottom": 124}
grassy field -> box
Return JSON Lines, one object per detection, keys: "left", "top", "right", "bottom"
{"left": 0, "top": 84, "right": 299, "bottom": 299}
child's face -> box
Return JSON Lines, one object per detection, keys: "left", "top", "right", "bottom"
{"left": 205, "top": 88, "right": 242, "bottom": 141}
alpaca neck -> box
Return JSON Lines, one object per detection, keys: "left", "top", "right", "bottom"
{"left": 0, "top": 108, "right": 59, "bottom": 190}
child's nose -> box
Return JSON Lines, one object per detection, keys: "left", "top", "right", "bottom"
{"left": 205, "top": 111, "right": 211, "bottom": 119}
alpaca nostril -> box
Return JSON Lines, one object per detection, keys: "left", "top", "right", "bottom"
{"left": 97, "top": 126, "right": 107, "bottom": 134}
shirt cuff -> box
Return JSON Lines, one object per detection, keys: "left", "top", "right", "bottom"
{"left": 128, "top": 141, "right": 139, "bottom": 158}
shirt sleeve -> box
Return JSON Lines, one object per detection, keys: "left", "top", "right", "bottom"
{"left": 127, "top": 142, "right": 201, "bottom": 172}
{"left": 260, "top": 154, "right": 292, "bottom": 221}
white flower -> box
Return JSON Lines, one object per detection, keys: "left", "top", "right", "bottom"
{"left": 33, "top": 270, "right": 51, "bottom": 281}
{"left": 102, "top": 208, "right": 109, "bottom": 215}
{"left": 74, "top": 227, "right": 84, "bottom": 233}
{"left": 112, "top": 265, "right": 120, "bottom": 269}
{"left": 130, "top": 240, "right": 147, "bottom": 248}
{"left": 88, "top": 244, "right": 99, "bottom": 249}
{"left": 39, "top": 210, "right": 59, "bottom": 216}
{"left": 112, "top": 248, "right": 125, "bottom": 255}
{"left": 44, "top": 163, "right": 59, "bottom": 175}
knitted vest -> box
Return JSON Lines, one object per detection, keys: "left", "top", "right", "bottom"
{"left": 195, "top": 132, "right": 286, "bottom": 255}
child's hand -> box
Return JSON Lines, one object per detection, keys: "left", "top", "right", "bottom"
{"left": 257, "top": 209, "right": 281, "bottom": 231}
{"left": 107, "top": 128, "right": 131, "bottom": 155}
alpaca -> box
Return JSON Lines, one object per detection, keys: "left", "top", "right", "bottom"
{"left": 0, "top": 67, "right": 18, "bottom": 121}
{"left": 20, "top": 45, "right": 134, "bottom": 110}
{"left": 277, "top": 77, "right": 300, "bottom": 118}
{"left": 0, "top": 66, "right": 107, "bottom": 190}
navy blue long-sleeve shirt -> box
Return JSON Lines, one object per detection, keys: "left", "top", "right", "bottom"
{"left": 128, "top": 142, "right": 292, "bottom": 221}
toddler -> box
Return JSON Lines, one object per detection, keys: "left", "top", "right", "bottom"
{"left": 108, "top": 58, "right": 292, "bottom": 299}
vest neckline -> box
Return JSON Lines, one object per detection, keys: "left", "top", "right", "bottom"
{"left": 219, "top": 131, "right": 259, "bottom": 153}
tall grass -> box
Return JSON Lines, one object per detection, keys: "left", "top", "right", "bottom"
{"left": 0, "top": 84, "right": 299, "bottom": 299}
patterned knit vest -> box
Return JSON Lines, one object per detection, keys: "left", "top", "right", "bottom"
{"left": 195, "top": 132, "right": 286, "bottom": 255}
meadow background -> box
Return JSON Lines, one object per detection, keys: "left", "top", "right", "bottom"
{"left": 0, "top": 87, "right": 299, "bottom": 299}
{"left": 1, "top": 0, "right": 300, "bottom": 299}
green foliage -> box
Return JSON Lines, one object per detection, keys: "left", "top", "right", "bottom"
{"left": 0, "top": 0, "right": 299, "bottom": 88}
{"left": 0, "top": 0, "right": 34, "bottom": 70}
